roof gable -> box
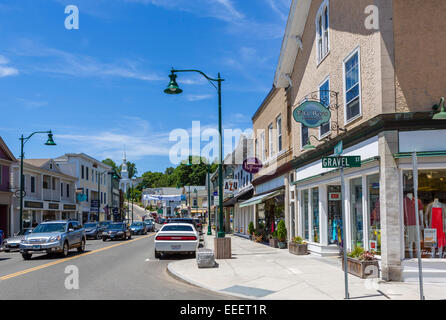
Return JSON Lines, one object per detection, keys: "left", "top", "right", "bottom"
{"left": 0, "top": 137, "right": 17, "bottom": 162}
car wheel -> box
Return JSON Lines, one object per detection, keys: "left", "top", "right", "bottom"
{"left": 155, "top": 250, "right": 161, "bottom": 259}
{"left": 4, "top": 249, "right": 10, "bottom": 253}
{"left": 191, "top": 251, "right": 196, "bottom": 258}
{"left": 102, "top": 237, "right": 107, "bottom": 242}
{"left": 61, "top": 241, "right": 69, "bottom": 257}
{"left": 96, "top": 233, "right": 99, "bottom": 240}
{"left": 128, "top": 234, "right": 132, "bottom": 240}
{"left": 22, "top": 253, "right": 32, "bottom": 260}
{"left": 77, "top": 239, "right": 86, "bottom": 253}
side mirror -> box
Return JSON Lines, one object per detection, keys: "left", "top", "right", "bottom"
{"left": 68, "top": 228, "right": 74, "bottom": 232}
{"left": 14, "top": 232, "right": 18, "bottom": 236}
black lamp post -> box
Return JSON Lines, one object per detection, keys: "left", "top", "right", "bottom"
{"left": 164, "top": 68, "right": 225, "bottom": 238}
{"left": 19, "top": 131, "right": 56, "bottom": 231}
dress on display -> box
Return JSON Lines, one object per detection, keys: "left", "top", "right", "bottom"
{"left": 431, "top": 207, "right": 445, "bottom": 250}
{"left": 403, "top": 196, "right": 424, "bottom": 243}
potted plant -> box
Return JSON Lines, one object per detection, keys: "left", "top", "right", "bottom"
{"left": 342, "top": 247, "right": 380, "bottom": 279}
{"left": 269, "top": 230, "right": 279, "bottom": 248}
{"left": 289, "top": 236, "right": 308, "bottom": 255}
{"left": 276, "top": 220, "right": 287, "bottom": 249}
{"left": 248, "top": 222, "right": 255, "bottom": 240}
{"left": 254, "top": 230, "right": 263, "bottom": 243}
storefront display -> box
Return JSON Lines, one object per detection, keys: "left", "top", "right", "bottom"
{"left": 328, "top": 186, "right": 342, "bottom": 245}
{"left": 367, "top": 174, "right": 381, "bottom": 254}
{"left": 403, "top": 170, "right": 446, "bottom": 259}
{"left": 302, "top": 190, "right": 309, "bottom": 240}
{"left": 43, "top": 211, "right": 56, "bottom": 221}
{"left": 312, "top": 187, "right": 319, "bottom": 243}
{"left": 350, "top": 178, "right": 363, "bottom": 248}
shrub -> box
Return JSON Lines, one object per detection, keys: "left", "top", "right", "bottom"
{"left": 276, "top": 220, "right": 287, "bottom": 242}
{"left": 347, "top": 247, "right": 376, "bottom": 261}
{"left": 248, "top": 222, "right": 255, "bottom": 235}
{"left": 292, "top": 236, "right": 305, "bottom": 244}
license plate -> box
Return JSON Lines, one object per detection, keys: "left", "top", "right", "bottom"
{"left": 32, "top": 245, "right": 41, "bottom": 250}
{"left": 171, "top": 245, "right": 181, "bottom": 250}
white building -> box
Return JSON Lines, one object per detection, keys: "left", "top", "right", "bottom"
{"left": 55, "top": 153, "right": 112, "bottom": 223}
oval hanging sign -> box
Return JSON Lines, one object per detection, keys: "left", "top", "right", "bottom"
{"left": 242, "top": 158, "right": 263, "bottom": 174}
{"left": 293, "top": 101, "right": 331, "bottom": 128}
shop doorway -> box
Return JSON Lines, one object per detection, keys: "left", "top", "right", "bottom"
{"left": 328, "top": 185, "right": 343, "bottom": 246}
{"left": 0, "top": 205, "right": 8, "bottom": 237}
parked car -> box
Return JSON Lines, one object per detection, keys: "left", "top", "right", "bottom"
{"left": 0, "top": 229, "right": 4, "bottom": 247}
{"left": 168, "top": 218, "right": 201, "bottom": 233}
{"left": 102, "top": 223, "right": 131, "bottom": 241}
{"left": 84, "top": 222, "right": 102, "bottom": 239}
{"left": 130, "top": 222, "right": 147, "bottom": 235}
{"left": 193, "top": 218, "right": 203, "bottom": 233}
{"left": 98, "top": 221, "right": 112, "bottom": 237}
{"left": 144, "top": 219, "right": 155, "bottom": 232}
{"left": 20, "top": 220, "right": 86, "bottom": 260}
{"left": 154, "top": 223, "right": 199, "bottom": 259}
{"left": 1, "top": 228, "right": 33, "bottom": 252}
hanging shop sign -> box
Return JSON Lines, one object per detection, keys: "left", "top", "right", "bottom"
{"left": 242, "top": 157, "right": 263, "bottom": 174}
{"left": 322, "top": 156, "right": 361, "bottom": 168}
{"left": 329, "top": 192, "right": 341, "bottom": 201}
{"left": 293, "top": 101, "right": 331, "bottom": 128}
{"left": 224, "top": 179, "right": 238, "bottom": 194}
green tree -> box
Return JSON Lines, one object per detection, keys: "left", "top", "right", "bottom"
{"left": 119, "top": 161, "right": 137, "bottom": 179}
{"left": 102, "top": 158, "right": 118, "bottom": 171}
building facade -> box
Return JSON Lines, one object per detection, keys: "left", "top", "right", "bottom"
{"left": 0, "top": 137, "right": 16, "bottom": 237}
{"left": 55, "top": 153, "right": 112, "bottom": 223}
{"left": 10, "top": 159, "right": 77, "bottom": 233}
{"left": 276, "top": 0, "right": 446, "bottom": 281}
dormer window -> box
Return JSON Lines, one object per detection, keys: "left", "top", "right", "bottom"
{"left": 316, "top": 0, "right": 330, "bottom": 64}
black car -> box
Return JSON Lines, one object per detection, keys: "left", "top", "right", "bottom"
{"left": 98, "top": 221, "right": 112, "bottom": 237}
{"left": 102, "top": 223, "right": 131, "bottom": 241}
{"left": 84, "top": 222, "right": 101, "bottom": 239}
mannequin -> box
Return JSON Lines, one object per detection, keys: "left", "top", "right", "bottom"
{"left": 404, "top": 192, "right": 424, "bottom": 259}
{"left": 425, "top": 197, "right": 446, "bottom": 258}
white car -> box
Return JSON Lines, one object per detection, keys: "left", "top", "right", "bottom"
{"left": 154, "top": 223, "right": 199, "bottom": 259}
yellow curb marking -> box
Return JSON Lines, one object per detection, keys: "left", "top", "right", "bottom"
{"left": 0, "top": 234, "right": 155, "bottom": 281}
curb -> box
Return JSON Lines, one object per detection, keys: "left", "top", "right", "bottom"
{"left": 166, "top": 261, "right": 256, "bottom": 300}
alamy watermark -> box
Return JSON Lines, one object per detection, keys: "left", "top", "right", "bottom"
{"left": 65, "top": 5, "right": 79, "bottom": 30}
{"left": 64, "top": 265, "right": 79, "bottom": 290}
{"left": 364, "top": 5, "right": 379, "bottom": 30}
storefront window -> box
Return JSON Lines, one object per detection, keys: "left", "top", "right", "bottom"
{"left": 367, "top": 174, "right": 381, "bottom": 254}
{"left": 350, "top": 177, "right": 363, "bottom": 248}
{"left": 312, "top": 187, "right": 320, "bottom": 243}
{"left": 328, "top": 186, "right": 342, "bottom": 245}
{"left": 302, "top": 190, "right": 309, "bottom": 240}
{"left": 403, "top": 169, "right": 446, "bottom": 259}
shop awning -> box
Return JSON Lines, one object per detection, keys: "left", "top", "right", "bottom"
{"left": 239, "top": 190, "right": 282, "bottom": 208}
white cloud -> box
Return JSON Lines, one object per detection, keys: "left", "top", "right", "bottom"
{"left": 186, "top": 94, "right": 213, "bottom": 102}
{"left": 0, "top": 55, "right": 19, "bottom": 77}
{"left": 9, "top": 39, "right": 163, "bottom": 81}
{"left": 16, "top": 98, "right": 48, "bottom": 109}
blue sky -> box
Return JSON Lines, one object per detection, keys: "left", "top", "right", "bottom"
{"left": 0, "top": 0, "right": 290, "bottom": 174}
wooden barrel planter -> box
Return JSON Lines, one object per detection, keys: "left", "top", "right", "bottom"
{"left": 269, "top": 238, "right": 279, "bottom": 248}
{"left": 342, "top": 257, "right": 380, "bottom": 279}
{"left": 288, "top": 242, "right": 308, "bottom": 255}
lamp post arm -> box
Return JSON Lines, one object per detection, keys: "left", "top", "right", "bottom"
{"left": 171, "top": 69, "right": 224, "bottom": 83}
{"left": 22, "top": 131, "right": 51, "bottom": 145}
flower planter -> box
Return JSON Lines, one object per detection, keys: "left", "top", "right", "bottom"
{"left": 254, "top": 235, "right": 263, "bottom": 243}
{"left": 278, "top": 241, "right": 287, "bottom": 249}
{"left": 342, "top": 257, "right": 380, "bottom": 279}
{"left": 269, "top": 238, "right": 279, "bottom": 248}
{"left": 288, "top": 242, "right": 308, "bottom": 255}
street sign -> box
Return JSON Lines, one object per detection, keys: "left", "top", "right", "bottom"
{"left": 214, "top": 195, "right": 219, "bottom": 203}
{"left": 334, "top": 141, "right": 343, "bottom": 156}
{"left": 224, "top": 179, "right": 238, "bottom": 194}
{"left": 322, "top": 156, "right": 361, "bottom": 168}
{"left": 213, "top": 191, "right": 218, "bottom": 196}
{"left": 293, "top": 101, "right": 331, "bottom": 128}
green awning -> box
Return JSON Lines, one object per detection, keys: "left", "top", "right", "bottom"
{"left": 239, "top": 190, "right": 282, "bottom": 208}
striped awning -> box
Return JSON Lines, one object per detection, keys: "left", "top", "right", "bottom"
{"left": 239, "top": 190, "right": 282, "bottom": 208}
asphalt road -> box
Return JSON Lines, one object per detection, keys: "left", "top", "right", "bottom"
{"left": 0, "top": 232, "right": 236, "bottom": 300}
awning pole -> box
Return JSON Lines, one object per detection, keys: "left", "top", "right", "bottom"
{"left": 412, "top": 152, "right": 425, "bottom": 300}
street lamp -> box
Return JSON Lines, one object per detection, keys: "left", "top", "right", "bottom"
{"left": 206, "top": 163, "right": 212, "bottom": 235}
{"left": 164, "top": 68, "right": 226, "bottom": 238}
{"left": 19, "top": 131, "right": 56, "bottom": 231}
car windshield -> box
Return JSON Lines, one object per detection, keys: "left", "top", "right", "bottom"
{"left": 32, "top": 223, "right": 66, "bottom": 233}
{"left": 131, "top": 222, "right": 143, "bottom": 227}
{"left": 107, "top": 223, "right": 124, "bottom": 230}
{"left": 162, "top": 225, "right": 194, "bottom": 232}
{"left": 99, "top": 222, "right": 111, "bottom": 227}
{"left": 85, "top": 223, "right": 97, "bottom": 228}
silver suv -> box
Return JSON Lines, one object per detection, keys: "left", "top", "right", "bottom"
{"left": 20, "top": 220, "right": 86, "bottom": 260}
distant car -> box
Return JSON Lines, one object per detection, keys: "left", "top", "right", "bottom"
{"left": 144, "top": 219, "right": 155, "bottom": 232}
{"left": 168, "top": 218, "right": 201, "bottom": 233}
{"left": 84, "top": 222, "right": 102, "bottom": 239}
{"left": 98, "top": 221, "right": 112, "bottom": 237}
{"left": 20, "top": 220, "right": 86, "bottom": 260}
{"left": 193, "top": 218, "right": 203, "bottom": 233}
{"left": 102, "top": 223, "right": 131, "bottom": 241}
{"left": 130, "top": 222, "right": 147, "bottom": 235}
{"left": 1, "top": 228, "right": 34, "bottom": 252}
{"left": 154, "top": 223, "right": 199, "bottom": 259}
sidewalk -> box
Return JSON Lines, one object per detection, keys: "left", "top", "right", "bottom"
{"left": 167, "top": 231, "right": 446, "bottom": 300}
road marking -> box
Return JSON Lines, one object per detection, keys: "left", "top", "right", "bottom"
{"left": 0, "top": 234, "right": 154, "bottom": 281}
{"left": 145, "top": 259, "right": 150, "bottom": 262}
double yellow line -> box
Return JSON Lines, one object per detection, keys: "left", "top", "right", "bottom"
{"left": 0, "top": 234, "right": 154, "bottom": 281}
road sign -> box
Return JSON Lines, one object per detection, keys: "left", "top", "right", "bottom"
{"left": 334, "top": 141, "right": 343, "bottom": 156}
{"left": 213, "top": 191, "right": 218, "bottom": 196}
{"left": 322, "top": 156, "right": 361, "bottom": 168}
{"left": 214, "top": 195, "right": 219, "bottom": 203}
